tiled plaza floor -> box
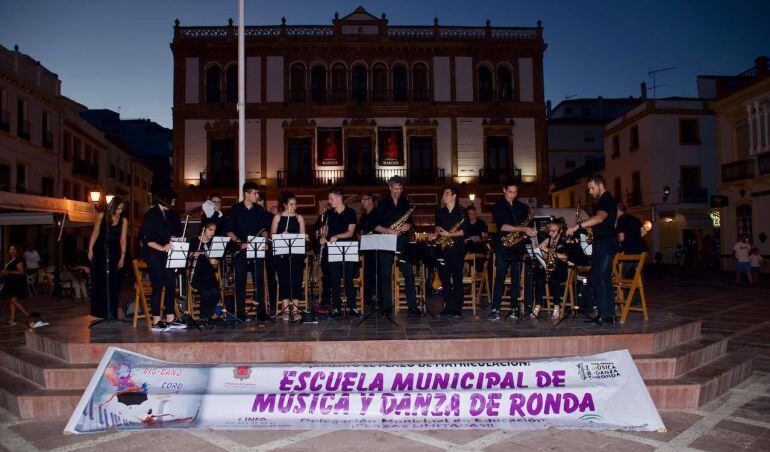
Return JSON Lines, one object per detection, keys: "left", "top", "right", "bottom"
{"left": 0, "top": 267, "right": 768, "bottom": 451}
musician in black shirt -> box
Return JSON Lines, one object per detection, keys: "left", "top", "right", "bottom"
{"left": 372, "top": 176, "right": 418, "bottom": 315}
{"left": 201, "top": 193, "right": 227, "bottom": 236}
{"left": 225, "top": 182, "right": 270, "bottom": 321}
{"left": 357, "top": 193, "right": 377, "bottom": 307}
{"left": 320, "top": 188, "right": 358, "bottom": 317}
{"left": 139, "top": 188, "right": 183, "bottom": 329}
{"left": 430, "top": 186, "right": 469, "bottom": 317}
{"left": 616, "top": 203, "right": 645, "bottom": 254}
{"left": 567, "top": 174, "right": 618, "bottom": 325}
{"left": 258, "top": 191, "right": 278, "bottom": 311}
{"left": 489, "top": 182, "right": 537, "bottom": 320}
{"left": 189, "top": 219, "right": 220, "bottom": 321}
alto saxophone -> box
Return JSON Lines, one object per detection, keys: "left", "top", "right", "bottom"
{"left": 435, "top": 217, "right": 465, "bottom": 250}
{"left": 576, "top": 202, "right": 594, "bottom": 245}
{"left": 544, "top": 236, "right": 559, "bottom": 281}
{"left": 389, "top": 206, "right": 415, "bottom": 232}
{"left": 501, "top": 206, "right": 534, "bottom": 247}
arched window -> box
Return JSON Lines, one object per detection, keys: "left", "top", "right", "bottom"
{"left": 205, "top": 65, "right": 221, "bottom": 103}
{"left": 477, "top": 65, "right": 493, "bottom": 101}
{"left": 225, "top": 65, "right": 237, "bottom": 103}
{"left": 371, "top": 63, "right": 388, "bottom": 101}
{"left": 497, "top": 65, "right": 513, "bottom": 102}
{"left": 290, "top": 63, "right": 306, "bottom": 102}
{"left": 412, "top": 63, "right": 429, "bottom": 101}
{"left": 310, "top": 65, "right": 326, "bottom": 102}
{"left": 392, "top": 65, "right": 408, "bottom": 102}
{"left": 331, "top": 63, "right": 347, "bottom": 101}
{"left": 351, "top": 64, "right": 367, "bottom": 103}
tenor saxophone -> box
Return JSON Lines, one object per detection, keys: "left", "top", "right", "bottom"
{"left": 576, "top": 202, "right": 594, "bottom": 245}
{"left": 501, "top": 207, "right": 534, "bottom": 247}
{"left": 435, "top": 217, "right": 465, "bottom": 250}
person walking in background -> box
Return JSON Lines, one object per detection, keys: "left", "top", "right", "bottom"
{"left": 750, "top": 248, "right": 763, "bottom": 285}
{"left": 2, "top": 245, "right": 28, "bottom": 325}
{"left": 23, "top": 244, "right": 41, "bottom": 285}
{"left": 733, "top": 235, "right": 753, "bottom": 285}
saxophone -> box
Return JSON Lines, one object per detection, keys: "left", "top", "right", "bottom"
{"left": 576, "top": 202, "right": 594, "bottom": 245}
{"left": 501, "top": 206, "right": 534, "bottom": 247}
{"left": 389, "top": 206, "right": 415, "bottom": 232}
{"left": 544, "top": 237, "right": 559, "bottom": 281}
{"left": 436, "top": 217, "right": 465, "bottom": 250}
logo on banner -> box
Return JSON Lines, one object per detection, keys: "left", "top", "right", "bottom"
{"left": 233, "top": 366, "right": 252, "bottom": 380}
{"left": 576, "top": 362, "right": 620, "bottom": 380}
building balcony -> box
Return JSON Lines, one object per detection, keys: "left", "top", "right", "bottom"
{"left": 679, "top": 187, "right": 709, "bottom": 203}
{"left": 17, "top": 119, "right": 30, "bottom": 140}
{"left": 478, "top": 168, "right": 522, "bottom": 185}
{"left": 291, "top": 89, "right": 432, "bottom": 103}
{"left": 722, "top": 158, "right": 755, "bottom": 183}
{"left": 277, "top": 168, "right": 445, "bottom": 187}
{"left": 73, "top": 159, "right": 98, "bottom": 179}
{"left": 0, "top": 110, "right": 9, "bottom": 132}
{"left": 759, "top": 152, "right": 770, "bottom": 177}
{"left": 42, "top": 131, "right": 54, "bottom": 149}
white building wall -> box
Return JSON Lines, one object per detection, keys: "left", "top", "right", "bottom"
{"left": 265, "top": 118, "right": 285, "bottom": 175}
{"left": 185, "top": 58, "right": 199, "bottom": 104}
{"left": 245, "top": 119, "right": 261, "bottom": 178}
{"left": 266, "top": 56, "right": 284, "bottom": 103}
{"left": 183, "top": 119, "right": 209, "bottom": 183}
{"left": 518, "top": 57, "right": 534, "bottom": 102}
{"left": 246, "top": 57, "right": 261, "bottom": 103}
{"left": 432, "top": 57, "right": 451, "bottom": 102}
{"left": 454, "top": 57, "right": 473, "bottom": 102}
{"left": 456, "top": 118, "right": 483, "bottom": 177}
{"left": 513, "top": 117, "right": 537, "bottom": 178}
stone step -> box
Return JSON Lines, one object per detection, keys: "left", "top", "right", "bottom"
{"left": 0, "top": 367, "right": 83, "bottom": 420}
{"left": 645, "top": 349, "right": 754, "bottom": 410}
{"left": 635, "top": 334, "right": 728, "bottom": 380}
{"left": 0, "top": 347, "right": 95, "bottom": 390}
{"left": 24, "top": 318, "right": 704, "bottom": 364}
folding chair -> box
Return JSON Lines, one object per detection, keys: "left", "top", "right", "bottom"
{"left": 613, "top": 253, "right": 648, "bottom": 323}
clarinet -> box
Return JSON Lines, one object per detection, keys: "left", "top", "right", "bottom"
{"left": 317, "top": 213, "right": 329, "bottom": 266}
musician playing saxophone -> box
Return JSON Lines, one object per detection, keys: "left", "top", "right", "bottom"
{"left": 429, "top": 186, "right": 469, "bottom": 318}
{"left": 535, "top": 218, "right": 569, "bottom": 320}
{"left": 489, "top": 181, "right": 537, "bottom": 321}
{"left": 372, "top": 176, "right": 418, "bottom": 316}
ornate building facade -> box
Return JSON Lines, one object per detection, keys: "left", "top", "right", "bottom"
{"left": 171, "top": 7, "right": 547, "bottom": 216}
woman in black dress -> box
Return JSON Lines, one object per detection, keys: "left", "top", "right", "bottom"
{"left": 270, "top": 191, "right": 306, "bottom": 321}
{"left": 2, "top": 245, "right": 29, "bottom": 325}
{"left": 87, "top": 197, "right": 128, "bottom": 320}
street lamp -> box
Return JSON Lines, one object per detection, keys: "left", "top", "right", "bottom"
{"left": 662, "top": 185, "right": 671, "bottom": 202}
{"left": 105, "top": 194, "right": 115, "bottom": 205}
{"left": 468, "top": 193, "right": 476, "bottom": 202}
{"left": 89, "top": 190, "right": 102, "bottom": 205}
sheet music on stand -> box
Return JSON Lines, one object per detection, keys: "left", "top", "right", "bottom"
{"left": 166, "top": 241, "right": 190, "bottom": 269}
{"left": 272, "top": 233, "right": 305, "bottom": 256}
{"left": 206, "top": 236, "right": 228, "bottom": 259}
{"left": 359, "top": 234, "right": 397, "bottom": 252}
{"left": 327, "top": 241, "right": 359, "bottom": 262}
{"left": 246, "top": 236, "right": 267, "bottom": 259}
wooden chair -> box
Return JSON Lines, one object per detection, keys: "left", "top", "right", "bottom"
{"left": 131, "top": 259, "right": 153, "bottom": 329}
{"left": 613, "top": 253, "right": 648, "bottom": 323}
{"left": 473, "top": 253, "right": 492, "bottom": 306}
{"left": 462, "top": 255, "right": 477, "bottom": 315}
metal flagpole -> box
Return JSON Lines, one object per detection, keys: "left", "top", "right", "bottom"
{"left": 237, "top": 0, "right": 246, "bottom": 201}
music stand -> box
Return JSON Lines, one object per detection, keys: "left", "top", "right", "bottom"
{"left": 555, "top": 235, "right": 600, "bottom": 327}
{"left": 272, "top": 233, "right": 305, "bottom": 323}
{"left": 327, "top": 241, "right": 359, "bottom": 317}
{"left": 161, "top": 240, "right": 201, "bottom": 331}
{"left": 207, "top": 236, "right": 228, "bottom": 259}
{"left": 356, "top": 234, "right": 399, "bottom": 328}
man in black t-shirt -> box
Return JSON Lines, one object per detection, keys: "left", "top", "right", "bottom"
{"left": 357, "top": 193, "right": 377, "bottom": 307}
{"left": 431, "top": 186, "right": 469, "bottom": 317}
{"left": 616, "top": 203, "right": 645, "bottom": 254}
{"left": 567, "top": 174, "right": 617, "bottom": 325}
{"left": 489, "top": 182, "right": 537, "bottom": 320}
{"left": 320, "top": 187, "right": 358, "bottom": 316}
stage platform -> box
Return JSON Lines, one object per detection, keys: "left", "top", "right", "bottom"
{"left": 0, "top": 309, "right": 755, "bottom": 420}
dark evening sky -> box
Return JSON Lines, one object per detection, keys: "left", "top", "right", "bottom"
{"left": 1, "top": 0, "right": 768, "bottom": 128}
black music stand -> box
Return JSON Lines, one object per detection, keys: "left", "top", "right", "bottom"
{"left": 356, "top": 234, "right": 399, "bottom": 328}
{"left": 247, "top": 234, "right": 273, "bottom": 323}
{"left": 272, "top": 233, "right": 305, "bottom": 323}
{"left": 555, "top": 234, "right": 600, "bottom": 327}
{"left": 327, "top": 240, "right": 359, "bottom": 317}
{"left": 162, "top": 240, "right": 203, "bottom": 332}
